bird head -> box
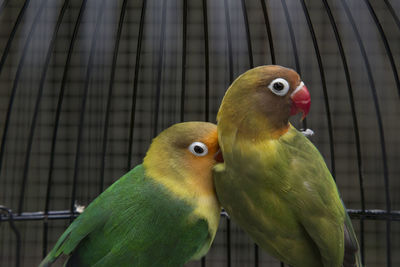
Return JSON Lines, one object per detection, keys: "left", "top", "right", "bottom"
{"left": 143, "top": 122, "right": 221, "bottom": 199}
{"left": 217, "top": 65, "right": 310, "bottom": 139}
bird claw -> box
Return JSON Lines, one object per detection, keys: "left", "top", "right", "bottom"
{"left": 300, "top": 128, "right": 314, "bottom": 138}
{"left": 221, "top": 209, "right": 230, "bottom": 219}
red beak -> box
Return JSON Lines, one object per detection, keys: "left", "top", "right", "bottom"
{"left": 290, "top": 82, "right": 310, "bottom": 120}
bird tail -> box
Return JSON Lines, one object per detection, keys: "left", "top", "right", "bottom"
{"left": 37, "top": 224, "right": 80, "bottom": 267}
{"left": 343, "top": 212, "right": 363, "bottom": 267}
{"left": 38, "top": 253, "right": 56, "bottom": 267}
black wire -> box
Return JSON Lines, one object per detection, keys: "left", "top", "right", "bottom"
{"left": 340, "top": 1, "right": 392, "bottom": 265}
{"left": 201, "top": 2, "right": 209, "bottom": 266}
{"left": 0, "top": 0, "right": 30, "bottom": 76}
{"left": 180, "top": 0, "right": 187, "bottom": 122}
{"left": 3, "top": 208, "right": 400, "bottom": 222}
{"left": 21, "top": 0, "right": 69, "bottom": 220}
{"left": 223, "top": 0, "right": 233, "bottom": 265}
{"left": 42, "top": 0, "right": 87, "bottom": 257}
{"left": 280, "top": 0, "right": 307, "bottom": 131}
{"left": 224, "top": 0, "right": 233, "bottom": 83}
{"left": 321, "top": 0, "right": 367, "bottom": 263}
{"left": 0, "top": 0, "right": 30, "bottom": 178}
{"left": 240, "top": 1, "right": 259, "bottom": 265}
{"left": 241, "top": 0, "right": 253, "bottom": 68}
{"left": 0, "top": 0, "right": 10, "bottom": 17}
{"left": 100, "top": 0, "right": 128, "bottom": 193}
{"left": 384, "top": 0, "right": 400, "bottom": 31}
{"left": 203, "top": 0, "right": 209, "bottom": 123}
{"left": 280, "top": 0, "right": 300, "bottom": 73}
{"left": 0, "top": 206, "right": 21, "bottom": 267}
{"left": 153, "top": 0, "right": 168, "bottom": 138}
{"left": 260, "top": 0, "right": 275, "bottom": 64}
{"left": 70, "top": 0, "right": 107, "bottom": 219}
{"left": 15, "top": 0, "right": 69, "bottom": 255}
{"left": 127, "top": 0, "right": 147, "bottom": 171}
{"left": 364, "top": 0, "right": 400, "bottom": 99}
{"left": 298, "top": 0, "right": 336, "bottom": 180}
{"left": 0, "top": 0, "right": 47, "bottom": 214}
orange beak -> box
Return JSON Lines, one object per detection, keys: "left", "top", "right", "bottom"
{"left": 290, "top": 82, "right": 310, "bottom": 120}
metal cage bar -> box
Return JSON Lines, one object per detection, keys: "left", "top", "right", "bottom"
{"left": 364, "top": 0, "right": 400, "bottom": 99}
{"left": 340, "top": 1, "right": 392, "bottom": 265}
{"left": 203, "top": 0, "right": 210, "bottom": 123}
{"left": 223, "top": 0, "right": 233, "bottom": 265}
{"left": 298, "top": 0, "right": 335, "bottom": 184}
{"left": 16, "top": 0, "right": 48, "bottom": 215}
{"left": 42, "top": 0, "right": 88, "bottom": 257}
{"left": 202, "top": 2, "right": 210, "bottom": 265}
{"left": 240, "top": 1, "right": 260, "bottom": 266}
{"left": 0, "top": 0, "right": 32, "bottom": 179}
{"left": 70, "top": 0, "right": 106, "bottom": 218}
{"left": 260, "top": 0, "right": 275, "bottom": 65}
{"left": 100, "top": 0, "right": 128, "bottom": 193}
{"left": 127, "top": 0, "right": 147, "bottom": 171}
{"left": 153, "top": 0, "right": 168, "bottom": 138}
{"left": 321, "top": 0, "right": 371, "bottom": 262}
{"left": 384, "top": 0, "right": 400, "bottom": 31}
{"left": 180, "top": 0, "right": 187, "bottom": 122}
{"left": 0, "top": 206, "right": 21, "bottom": 267}
{"left": 0, "top": 0, "right": 10, "bottom": 17}
{"left": 280, "top": 0, "right": 308, "bottom": 134}
{"left": 0, "top": 1, "right": 399, "bottom": 266}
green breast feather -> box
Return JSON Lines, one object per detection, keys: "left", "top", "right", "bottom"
{"left": 40, "top": 165, "right": 210, "bottom": 267}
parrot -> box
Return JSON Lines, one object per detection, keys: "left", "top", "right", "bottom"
{"left": 213, "top": 65, "right": 362, "bottom": 267}
{"left": 39, "top": 122, "right": 221, "bottom": 267}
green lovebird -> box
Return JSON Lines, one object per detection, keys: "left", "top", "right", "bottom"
{"left": 40, "top": 122, "right": 221, "bottom": 267}
{"left": 213, "top": 65, "right": 362, "bottom": 267}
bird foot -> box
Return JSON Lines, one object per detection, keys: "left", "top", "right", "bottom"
{"left": 74, "top": 202, "right": 86, "bottom": 214}
{"left": 300, "top": 128, "right": 314, "bottom": 138}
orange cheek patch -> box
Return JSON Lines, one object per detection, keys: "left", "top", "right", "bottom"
{"left": 184, "top": 150, "right": 217, "bottom": 195}
{"left": 200, "top": 129, "right": 219, "bottom": 155}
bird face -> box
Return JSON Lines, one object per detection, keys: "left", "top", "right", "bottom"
{"left": 267, "top": 77, "right": 310, "bottom": 120}
{"left": 220, "top": 65, "right": 310, "bottom": 133}
{"left": 143, "top": 122, "right": 220, "bottom": 197}
{"left": 179, "top": 123, "right": 220, "bottom": 179}
{"left": 252, "top": 65, "right": 310, "bottom": 123}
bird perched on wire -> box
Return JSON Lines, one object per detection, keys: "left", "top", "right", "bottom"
{"left": 39, "top": 122, "right": 221, "bottom": 267}
{"left": 213, "top": 65, "right": 362, "bottom": 267}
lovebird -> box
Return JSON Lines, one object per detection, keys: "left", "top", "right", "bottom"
{"left": 40, "top": 122, "right": 221, "bottom": 267}
{"left": 213, "top": 65, "right": 361, "bottom": 267}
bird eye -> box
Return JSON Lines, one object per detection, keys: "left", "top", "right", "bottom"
{"left": 268, "top": 78, "right": 290, "bottom": 96}
{"left": 188, "top": 142, "right": 208, "bottom": 157}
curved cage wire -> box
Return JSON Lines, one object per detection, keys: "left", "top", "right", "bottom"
{"left": 0, "top": 0, "right": 399, "bottom": 266}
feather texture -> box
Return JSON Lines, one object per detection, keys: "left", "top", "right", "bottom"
{"left": 214, "top": 125, "right": 362, "bottom": 267}
{"left": 40, "top": 165, "right": 211, "bottom": 267}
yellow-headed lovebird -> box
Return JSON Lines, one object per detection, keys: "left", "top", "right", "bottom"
{"left": 213, "top": 65, "right": 362, "bottom": 267}
{"left": 39, "top": 122, "right": 221, "bottom": 267}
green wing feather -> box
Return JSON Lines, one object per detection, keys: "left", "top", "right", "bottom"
{"left": 214, "top": 126, "right": 363, "bottom": 267}
{"left": 283, "top": 129, "right": 362, "bottom": 267}
{"left": 39, "top": 165, "right": 210, "bottom": 267}
{"left": 343, "top": 204, "right": 362, "bottom": 267}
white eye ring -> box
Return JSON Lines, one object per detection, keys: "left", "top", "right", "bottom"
{"left": 188, "top": 142, "right": 208, "bottom": 157}
{"left": 268, "top": 78, "right": 290, "bottom": 96}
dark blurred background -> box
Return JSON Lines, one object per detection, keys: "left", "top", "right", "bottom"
{"left": 0, "top": 0, "right": 399, "bottom": 266}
